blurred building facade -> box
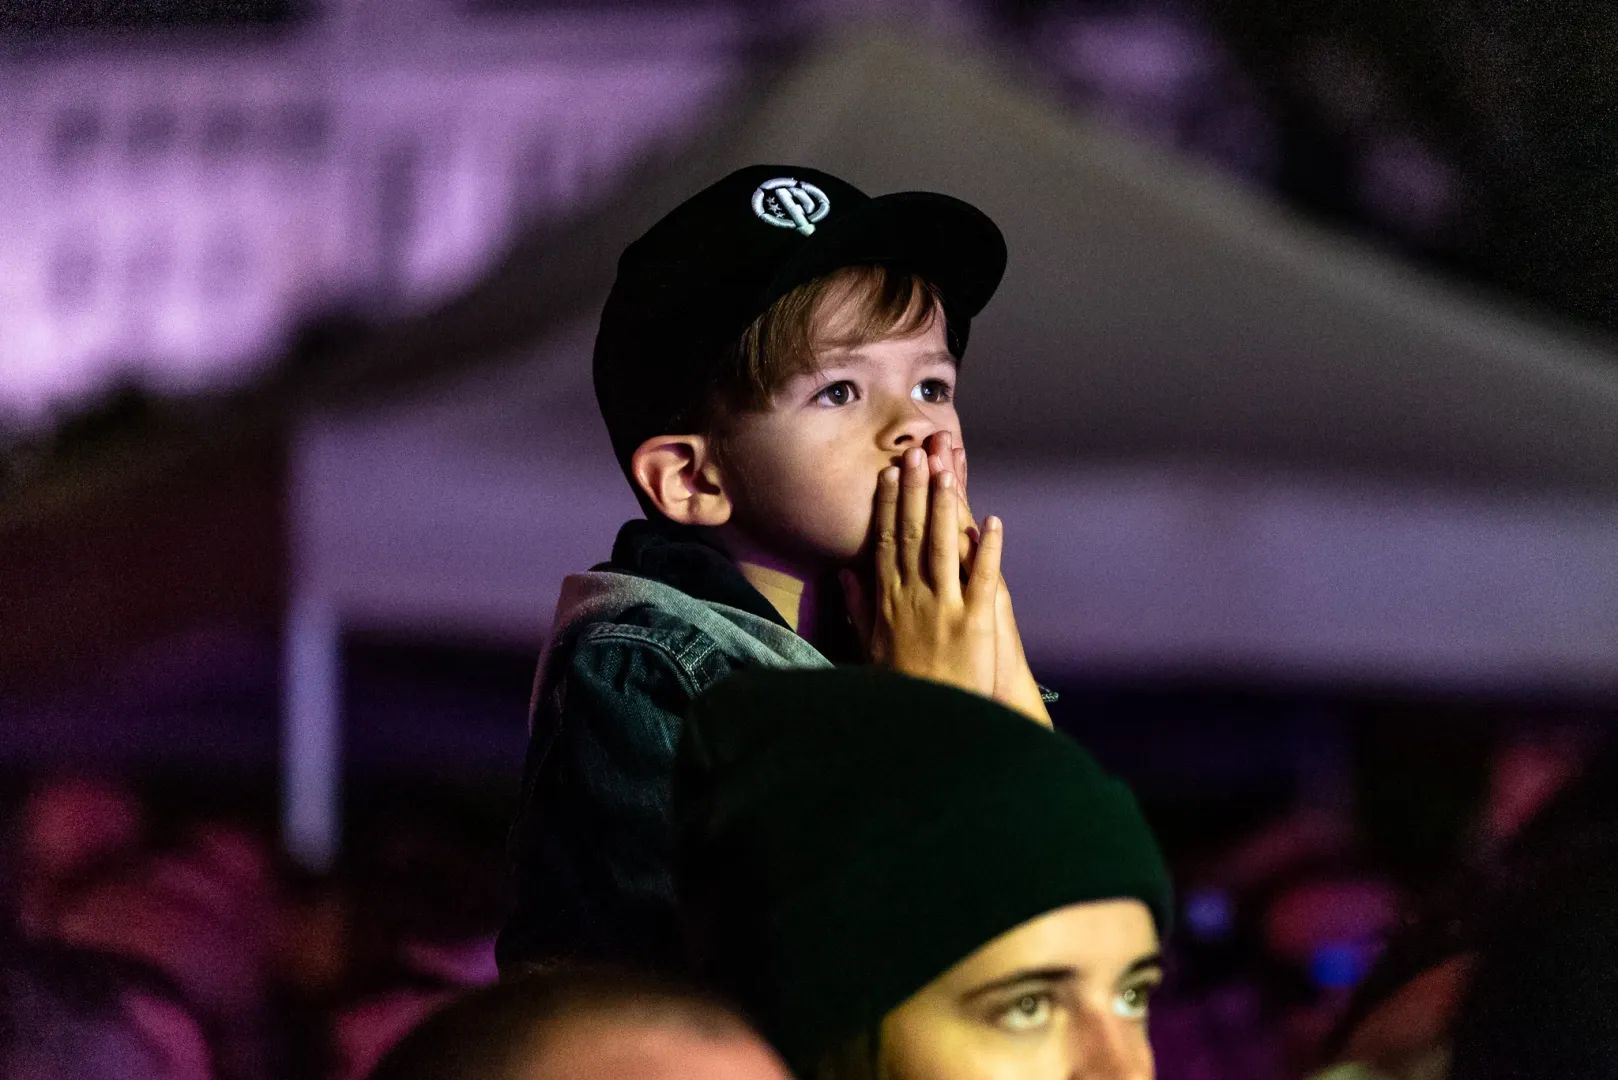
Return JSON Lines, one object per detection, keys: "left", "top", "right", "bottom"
{"left": 0, "top": 0, "right": 754, "bottom": 426}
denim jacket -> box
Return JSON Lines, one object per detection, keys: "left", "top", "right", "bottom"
{"left": 497, "top": 519, "right": 833, "bottom": 975}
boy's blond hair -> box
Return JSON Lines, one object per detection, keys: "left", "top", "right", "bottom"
{"left": 707, "top": 264, "right": 945, "bottom": 424}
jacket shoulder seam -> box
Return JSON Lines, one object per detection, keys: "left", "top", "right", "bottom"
{"left": 571, "top": 621, "right": 716, "bottom": 698}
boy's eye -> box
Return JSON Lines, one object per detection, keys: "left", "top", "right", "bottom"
{"left": 994, "top": 992, "right": 1053, "bottom": 1033}
{"left": 912, "top": 379, "right": 954, "bottom": 404}
{"left": 813, "top": 381, "right": 858, "bottom": 407}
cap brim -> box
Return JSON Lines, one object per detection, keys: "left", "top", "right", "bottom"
{"left": 766, "top": 191, "right": 1007, "bottom": 320}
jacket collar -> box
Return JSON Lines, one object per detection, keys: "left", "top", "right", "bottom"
{"left": 603, "top": 518, "right": 791, "bottom": 631}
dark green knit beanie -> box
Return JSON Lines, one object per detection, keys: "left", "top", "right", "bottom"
{"left": 674, "top": 667, "right": 1172, "bottom": 1075}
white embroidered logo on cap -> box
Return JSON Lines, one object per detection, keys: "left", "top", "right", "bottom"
{"left": 752, "top": 178, "right": 830, "bottom": 236}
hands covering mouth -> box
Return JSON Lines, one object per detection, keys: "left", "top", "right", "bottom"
{"left": 841, "top": 431, "right": 1052, "bottom": 726}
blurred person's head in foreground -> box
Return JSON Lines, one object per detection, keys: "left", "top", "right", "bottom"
{"left": 0, "top": 939, "right": 211, "bottom": 1080}
{"left": 675, "top": 668, "right": 1173, "bottom": 1080}
{"left": 368, "top": 964, "right": 790, "bottom": 1080}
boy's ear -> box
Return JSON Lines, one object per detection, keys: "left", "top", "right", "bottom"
{"left": 629, "top": 434, "right": 732, "bottom": 527}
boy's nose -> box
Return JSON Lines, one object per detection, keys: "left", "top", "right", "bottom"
{"left": 877, "top": 399, "right": 939, "bottom": 455}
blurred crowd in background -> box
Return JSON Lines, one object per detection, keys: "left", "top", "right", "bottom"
{"left": 3, "top": 710, "right": 1616, "bottom": 1079}
{"left": 2, "top": 772, "right": 507, "bottom": 1079}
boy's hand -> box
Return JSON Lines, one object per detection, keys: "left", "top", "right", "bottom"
{"left": 924, "top": 431, "right": 1053, "bottom": 728}
{"left": 840, "top": 446, "right": 1001, "bottom": 699}
{"left": 990, "top": 575, "right": 1053, "bottom": 727}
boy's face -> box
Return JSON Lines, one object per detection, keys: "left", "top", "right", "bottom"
{"left": 717, "top": 290, "right": 961, "bottom": 568}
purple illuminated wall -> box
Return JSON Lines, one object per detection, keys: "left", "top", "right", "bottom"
{"left": 0, "top": 0, "right": 744, "bottom": 427}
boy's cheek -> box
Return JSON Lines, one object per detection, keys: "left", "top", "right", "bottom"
{"left": 848, "top": 489, "right": 885, "bottom": 555}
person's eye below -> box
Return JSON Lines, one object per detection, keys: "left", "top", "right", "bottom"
{"left": 994, "top": 993, "right": 1053, "bottom": 1033}
{"left": 814, "top": 381, "right": 857, "bottom": 407}
{"left": 912, "top": 379, "right": 954, "bottom": 404}
{"left": 1112, "top": 980, "right": 1157, "bottom": 1022}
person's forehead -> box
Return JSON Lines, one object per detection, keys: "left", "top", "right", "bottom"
{"left": 943, "top": 899, "right": 1160, "bottom": 985}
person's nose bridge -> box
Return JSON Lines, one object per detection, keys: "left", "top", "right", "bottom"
{"left": 875, "top": 384, "right": 935, "bottom": 449}
{"left": 1069, "top": 1008, "right": 1152, "bottom": 1080}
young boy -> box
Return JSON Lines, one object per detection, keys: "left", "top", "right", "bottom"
{"left": 497, "top": 165, "right": 1052, "bottom": 976}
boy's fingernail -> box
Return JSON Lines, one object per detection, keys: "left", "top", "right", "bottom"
{"left": 881, "top": 466, "right": 899, "bottom": 483}
{"left": 940, "top": 471, "right": 955, "bottom": 489}
{"left": 906, "top": 447, "right": 924, "bottom": 467}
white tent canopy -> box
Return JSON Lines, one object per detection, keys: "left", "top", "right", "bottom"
{"left": 283, "top": 31, "right": 1618, "bottom": 866}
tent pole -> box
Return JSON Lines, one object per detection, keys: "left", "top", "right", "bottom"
{"left": 282, "top": 589, "right": 342, "bottom": 871}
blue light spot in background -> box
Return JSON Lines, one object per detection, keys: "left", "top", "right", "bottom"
{"left": 1310, "top": 941, "right": 1371, "bottom": 990}
{"left": 1185, "top": 887, "right": 1234, "bottom": 941}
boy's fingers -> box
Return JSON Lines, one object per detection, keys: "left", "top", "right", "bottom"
{"left": 995, "top": 576, "right": 1028, "bottom": 665}
{"left": 923, "top": 434, "right": 978, "bottom": 569}
{"left": 950, "top": 444, "right": 978, "bottom": 548}
{"left": 927, "top": 469, "right": 962, "bottom": 600}
{"left": 898, "top": 447, "right": 929, "bottom": 583}
{"left": 965, "top": 515, "right": 1003, "bottom": 611}
{"left": 874, "top": 465, "right": 900, "bottom": 587}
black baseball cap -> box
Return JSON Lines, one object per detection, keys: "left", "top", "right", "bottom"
{"left": 593, "top": 164, "right": 1007, "bottom": 476}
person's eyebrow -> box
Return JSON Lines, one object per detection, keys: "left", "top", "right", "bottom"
{"left": 962, "top": 953, "right": 1165, "bottom": 1001}
{"left": 961, "top": 967, "right": 1077, "bottom": 1001}
{"left": 1123, "top": 953, "right": 1165, "bottom": 979}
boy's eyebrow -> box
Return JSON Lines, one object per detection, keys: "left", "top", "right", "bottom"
{"left": 812, "top": 348, "right": 958, "bottom": 368}
{"left": 809, "top": 349, "right": 873, "bottom": 368}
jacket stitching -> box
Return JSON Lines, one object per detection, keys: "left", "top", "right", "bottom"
{"left": 575, "top": 623, "right": 708, "bottom": 699}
